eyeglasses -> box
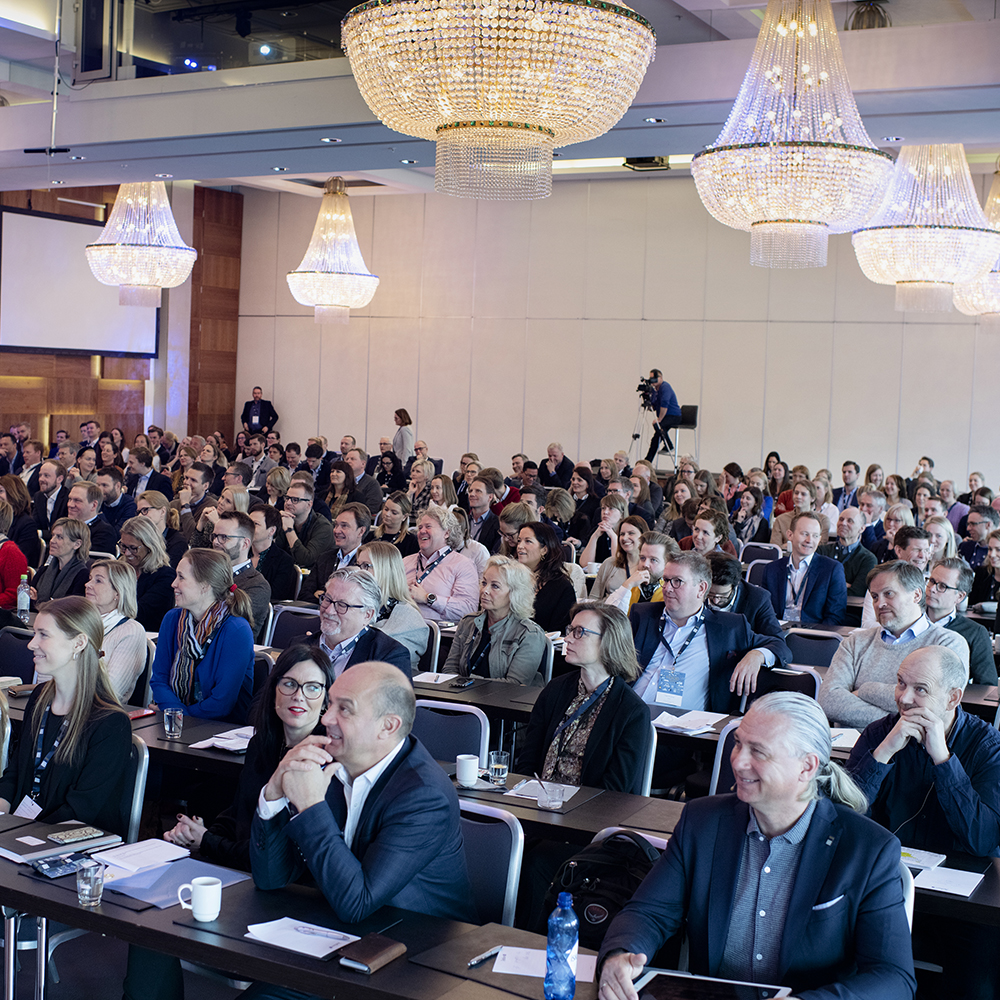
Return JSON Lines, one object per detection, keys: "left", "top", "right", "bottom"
{"left": 120, "top": 543, "right": 144, "bottom": 555}
{"left": 136, "top": 506, "right": 153, "bottom": 516}
{"left": 967, "top": 519, "right": 985, "bottom": 528}
{"left": 284, "top": 495, "right": 310, "bottom": 505}
{"left": 565, "top": 625, "right": 601, "bottom": 640}
{"left": 707, "top": 588, "right": 734, "bottom": 606}
{"left": 927, "top": 579, "right": 964, "bottom": 594}
{"left": 277, "top": 678, "right": 326, "bottom": 700}
{"left": 357, "top": 560, "right": 374, "bottom": 572}
{"left": 661, "top": 576, "right": 690, "bottom": 590}
{"left": 319, "top": 594, "right": 365, "bottom": 614}
{"left": 211, "top": 533, "right": 242, "bottom": 544}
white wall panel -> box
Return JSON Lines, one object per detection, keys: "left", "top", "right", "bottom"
{"left": 468, "top": 318, "right": 526, "bottom": 462}
{"left": 238, "top": 188, "right": 279, "bottom": 317}
{"left": 580, "top": 320, "right": 643, "bottom": 462}
{"left": 526, "top": 182, "right": 588, "bottom": 319}
{"left": 524, "top": 319, "right": 584, "bottom": 461}
{"left": 364, "top": 317, "right": 421, "bottom": 454}
{"left": 968, "top": 325, "right": 1000, "bottom": 488}
{"left": 318, "top": 317, "right": 369, "bottom": 444}
{"left": 473, "top": 200, "right": 532, "bottom": 319}
{"left": 368, "top": 196, "right": 425, "bottom": 317}
{"left": 584, "top": 181, "right": 646, "bottom": 321}
{"left": 234, "top": 316, "right": 277, "bottom": 405}
{"left": 272, "top": 316, "right": 323, "bottom": 437}
{"left": 421, "top": 194, "right": 477, "bottom": 318}
{"left": 419, "top": 316, "right": 474, "bottom": 468}
{"left": 703, "top": 223, "right": 771, "bottom": 323}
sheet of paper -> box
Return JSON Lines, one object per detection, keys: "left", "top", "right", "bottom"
{"left": 91, "top": 839, "right": 189, "bottom": 872}
{"left": 900, "top": 847, "right": 946, "bottom": 871}
{"left": 16, "top": 836, "right": 45, "bottom": 846}
{"left": 189, "top": 727, "right": 254, "bottom": 751}
{"left": 492, "top": 947, "right": 595, "bottom": 983}
{"left": 829, "top": 728, "right": 861, "bottom": 749}
{"left": 413, "top": 672, "right": 459, "bottom": 684}
{"left": 651, "top": 710, "right": 719, "bottom": 735}
{"left": 913, "top": 866, "right": 985, "bottom": 897}
{"left": 245, "top": 917, "right": 359, "bottom": 959}
{"left": 504, "top": 780, "right": 580, "bottom": 803}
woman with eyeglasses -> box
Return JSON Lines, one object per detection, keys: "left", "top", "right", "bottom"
{"left": 969, "top": 529, "right": 1000, "bottom": 609}
{"left": 498, "top": 501, "right": 538, "bottom": 558}
{"left": 118, "top": 515, "right": 176, "bottom": 632}
{"left": 870, "top": 504, "right": 915, "bottom": 562}
{"left": 444, "top": 555, "right": 546, "bottom": 685}
{"left": 31, "top": 518, "right": 90, "bottom": 604}
{"left": 190, "top": 485, "right": 249, "bottom": 550}
{"left": 359, "top": 540, "right": 428, "bottom": 673}
{"left": 150, "top": 548, "right": 255, "bottom": 723}
{"left": 136, "top": 490, "right": 189, "bottom": 568}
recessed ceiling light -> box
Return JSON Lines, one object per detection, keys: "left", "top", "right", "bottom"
{"left": 400, "top": 159, "right": 417, "bottom": 164}
{"left": 70, "top": 155, "right": 85, "bottom": 160}
{"left": 51, "top": 180, "right": 65, "bottom": 185}
{"left": 155, "top": 173, "right": 173, "bottom": 178}
{"left": 320, "top": 137, "right": 342, "bottom": 143}
{"left": 272, "top": 166, "right": 288, "bottom": 172}
{"left": 644, "top": 117, "right": 664, "bottom": 123}
{"left": 882, "top": 136, "right": 904, "bottom": 142}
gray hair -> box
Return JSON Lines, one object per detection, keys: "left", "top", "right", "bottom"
{"left": 664, "top": 550, "right": 711, "bottom": 588}
{"left": 326, "top": 566, "right": 382, "bottom": 614}
{"left": 747, "top": 692, "right": 868, "bottom": 814}
{"left": 866, "top": 560, "right": 924, "bottom": 596}
{"left": 857, "top": 486, "right": 886, "bottom": 511}
{"left": 418, "top": 504, "right": 462, "bottom": 550}
{"left": 906, "top": 645, "right": 969, "bottom": 694}
{"left": 482, "top": 555, "right": 536, "bottom": 621}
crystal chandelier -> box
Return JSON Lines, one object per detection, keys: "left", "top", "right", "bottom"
{"left": 85, "top": 182, "right": 197, "bottom": 307}
{"left": 953, "top": 171, "right": 1000, "bottom": 328}
{"left": 690, "top": 0, "right": 893, "bottom": 269}
{"left": 340, "top": 0, "right": 656, "bottom": 201}
{"left": 852, "top": 145, "right": 1000, "bottom": 312}
{"left": 287, "top": 177, "right": 379, "bottom": 324}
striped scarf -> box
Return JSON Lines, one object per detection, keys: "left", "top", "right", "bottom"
{"left": 169, "top": 601, "right": 231, "bottom": 705}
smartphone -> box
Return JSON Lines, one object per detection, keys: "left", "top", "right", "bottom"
{"left": 450, "top": 678, "right": 475, "bottom": 689}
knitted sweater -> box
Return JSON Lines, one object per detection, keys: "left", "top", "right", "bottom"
{"left": 818, "top": 623, "right": 970, "bottom": 727}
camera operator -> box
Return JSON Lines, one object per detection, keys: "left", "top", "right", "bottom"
{"left": 644, "top": 369, "right": 682, "bottom": 462}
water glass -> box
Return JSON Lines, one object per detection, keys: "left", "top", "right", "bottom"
{"left": 488, "top": 750, "right": 509, "bottom": 787}
{"left": 537, "top": 782, "right": 565, "bottom": 810}
{"left": 77, "top": 860, "right": 104, "bottom": 907}
{"left": 164, "top": 708, "right": 184, "bottom": 739}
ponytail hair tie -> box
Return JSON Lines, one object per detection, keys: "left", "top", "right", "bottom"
{"left": 229, "top": 584, "right": 238, "bottom": 593}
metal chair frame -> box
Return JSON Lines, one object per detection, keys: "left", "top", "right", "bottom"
{"left": 414, "top": 699, "right": 490, "bottom": 767}
{"left": 459, "top": 800, "right": 524, "bottom": 926}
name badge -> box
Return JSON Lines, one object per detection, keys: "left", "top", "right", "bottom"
{"left": 654, "top": 667, "right": 685, "bottom": 707}
{"left": 251, "top": 414, "right": 260, "bottom": 425}
{"left": 13, "top": 797, "right": 41, "bottom": 820}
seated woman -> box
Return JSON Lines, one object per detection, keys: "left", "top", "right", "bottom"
{"left": 451, "top": 507, "right": 490, "bottom": 577}
{"left": 731, "top": 486, "right": 770, "bottom": 545}
{"left": 84, "top": 559, "right": 148, "bottom": 704}
{"left": 516, "top": 521, "right": 576, "bottom": 634}
{"left": 119, "top": 515, "right": 176, "bottom": 632}
{"left": 592, "top": 515, "right": 648, "bottom": 599}
{"left": 374, "top": 492, "right": 418, "bottom": 558}
{"left": 719, "top": 462, "right": 743, "bottom": 503}
{"left": 406, "top": 458, "right": 435, "bottom": 515}
{"left": 137, "top": 490, "right": 189, "bottom": 567}
{"left": 813, "top": 477, "right": 839, "bottom": 535}
{"left": 970, "top": 529, "right": 1000, "bottom": 607}
{"left": 31, "top": 518, "right": 90, "bottom": 604}
{"left": 498, "top": 501, "right": 538, "bottom": 558}
{"left": 429, "top": 474, "right": 458, "bottom": 510}
{"left": 0, "top": 475, "right": 40, "bottom": 567}
{"left": 883, "top": 474, "right": 911, "bottom": 510}
{"left": 693, "top": 468, "right": 719, "bottom": 502}
{"left": 99, "top": 439, "right": 125, "bottom": 472}
{"left": 359, "top": 540, "right": 428, "bottom": 672}
{"left": 663, "top": 480, "right": 693, "bottom": 529}
{"left": 566, "top": 465, "right": 600, "bottom": 545}
{"left": 0, "top": 500, "right": 28, "bottom": 611}
{"left": 403, "top": 505, "right": 480, "bottom": 622}
{"left": 198, "top": 441, "right": 228, "bottom": 496}
{"left": 579, "top": 493, "right": 628, "bottom": 569}
{"left": 515, "top": 603, "right": 650, "bottom": 792}
{"left": 594, "top": 458, "right": 616, "bottom": 498}
{"left": 190, "top": 485, "right": 249, "bottom": 549}
{"left": 169, "top": 446, "right": 197, "bottom": 496}
{"left": 444, "top": 555, "right": 546, "bottom": 685}
{"left": 150, "top": 548, "right": 256, "bottom": 723}
{"left": 542, "top": 488, "right": 576, "bottom": 542}
{"left": 628, "top": 475, "right": 655, "bottom": 523}
{"left": 924, "top": 514, "right": 958, "bottom": 566}
{"left": 771, "top": 480, "right": 830, "bottom": 547}
{"left": 66, "top": 446, "right": 98, "bottom": 486}
{"left": 325, "top": 459, "right": 357, "bottom": 519}
{"left": 264, "top": 466, "right": 290, "bottom": 509}
{"left": 679, "top": 507, "right": 738, "bottom": 558}
{"left": 767, "top": 460, "right": 791, "bottom": 501}
{"left": 865, "top": 463, "right": 884, "bottom": 491}
{"left": 0, "top": 597, "right": 131, "bottom": 832}
{"left": 376, "top": 452, "right": 406, "bottom": 493}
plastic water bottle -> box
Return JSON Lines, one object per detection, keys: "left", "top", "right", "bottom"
{"left": 544, "top": 891, "right": 578, "bottom": 1000}
{"left": 16, "top": 575, "right": 29, "bottom": 624}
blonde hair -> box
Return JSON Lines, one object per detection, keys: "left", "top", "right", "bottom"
{"left": 118, "top": 515, "right": 169, "bottom": 573}
{"left": 360, "top": 541, "right": 417, "bottom": 608}
{"left": 52, "top": 518, "right": 91, "bottom": 563}
{"left": 482, "top": 555, "right": 536, "bottom": 621}
{"left": 222, "top": 486, "right": 250, "bottom": 513}
{"left": 89, "top": 559, "right": 139, "bottom": 619}
{"left": 138, "top": 489, "right": 180, "bottom": 531}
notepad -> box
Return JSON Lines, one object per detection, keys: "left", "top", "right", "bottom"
{"left": 913, "top": 866, "right": 985, "bottom": 897}
{"left": 829, "top": 728, "right": 861, "bottom": 749}
{"left": 492, "top": 947, "right": 595, "bottom": 982}
{"left": 652, "top": 710, "right": 727, "bottom": 734}
{"left": 504, "top": 780, "right": 579, "bottom": 803}
{"left": 245, "top": 917, "right": 359, "bottom": 959}
{"left": 900, "top": 847, "right": 946, "bottom": 871}
{"left": 413, "top": 672, "right": 458, "bottom": 684}
{"left": 91, "top": 839, "right": 189, "bottom": 873}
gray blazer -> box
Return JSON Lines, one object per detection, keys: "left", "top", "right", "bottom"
{"left": 371, "top": 600, "right": 429, "bottom": 674}
{"left": 443, "top": 611, "right": 546, "bottom": 686}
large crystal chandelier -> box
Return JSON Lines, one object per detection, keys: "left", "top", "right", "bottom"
{"left": 287, "top": 177, "right": 379, "bottom": 324}
{"left": 85, "top": 182, "right": 197, "bottom": 307}
{"left": 852, "top": 145, "right": 1000, "bottom": 312}
{"left": 340, "top": 0, "right": 656, "bottom": 201}
{"left": 690, "top": 0, "right": 892, "bottom": 268}
{"left": 953, "top": 171, "right": 1000, "bottom": 328}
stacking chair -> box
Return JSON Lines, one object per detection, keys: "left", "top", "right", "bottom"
{"left": 745, "top": 560, "right": 770, "bottom": 587}
{"left": 414, "top": 700, "right": 490, "bottom": 767}
{"left": 252, "top": 651, "right": 275, "bottom": 695}
{"left": 739, "top": 666, "right": 822, "bottom": 713}
{"left": 268, "top": 605, "right": 320, "bottom": 649}
{"left": 540, "top": 636, "right": 555, "bottom": 685}
{"left": 590, "top": 826, "right": 668, "bottom": 851}
{"left": 640, "top": 721, "right": 657, "bottom": 797}
{"left": 416, "top": 620, "right": 441, "bottom": 673}
{"left": 708, "top": 720, "right": 741, "bottom": 796}
{"left": 784, "top": 628, "right": 843, "bottom": 668}
{"left": 741, "top": 542, "right": 782, "bottom": 564}
{"left": 0, "top": 627, "right": 34, "bottom": 683}
{"left": 459, "top": 801, "right": 524, "bottom": 926}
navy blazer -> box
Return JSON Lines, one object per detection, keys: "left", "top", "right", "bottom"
{"left": 101, "top": 493, "right": 137, "bottom": 532}
{"left": 33, "top": 486, "right": 69, "bottom": 536}
{"left": 86, "top": 514, "right": 119, "bottom": 556}
{"left": 761, "top": 554, "right": 848, "bottom": 626}
{"left": 241, "top": 398, "right": 279, "bottom": 432}
{"left": 250, "top": 735, "right": 477, "bottom": 924}
{"left": 629, "top": 604, "right": 790, "bottom": 715}
{"left": 861, "top": 520, "right": 886, "bottom": 553}
{"left": 471, "top": 511, "right": 502, "bottom": 555}
{"left": 311, "top": 626, "right": 412, "bottom": 679}
{"left": 598, "top": 795, "right": 915, "bottom": 1000}
{"left": 831, "top": 485, "right": 858, "bottom": 510}
{"left": 731, "top": 581, "right": 785, "bottom": 639}
{"left": 126, "top": 469, "right": 174, "bottom": 501}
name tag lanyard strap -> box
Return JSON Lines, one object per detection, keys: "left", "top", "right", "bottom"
{"left": 551, "top": 677, "right": 612, "bottom": 747}
{"left": 32, "top": 706, "right": 69, "bottom": 802}
{"left": 658, "top": 614, "right": 703, "bottom": 662}
{"left": 415, "top": 548, "right": 450, "bottom": 585}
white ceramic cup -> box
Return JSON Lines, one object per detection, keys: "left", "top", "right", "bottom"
{"left": 177, "top": 876, "right": 222, "bottom": 922}
{"left": 456, "top": 753, "right": 479, "bottom": 788}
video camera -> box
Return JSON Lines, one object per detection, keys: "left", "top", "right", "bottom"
{"left": 636, "top": 376, "right": 657, "bottom": 412}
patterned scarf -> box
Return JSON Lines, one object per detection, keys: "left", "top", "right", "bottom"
{"left": 169, "top": 601, "right": 231, "bottom": 705}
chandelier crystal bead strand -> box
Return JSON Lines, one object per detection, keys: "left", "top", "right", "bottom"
{"left": 690, "top": 0, "right": 893, "bottom": 268}
{"left": 340, "top": 0, "right": 656, "bottom": 201}
{"left": 85, "top": 182, "right": 197, "bottom": 307}
{"left": 852, "top": 144, "right": 1000, "bottom": 313}
{"left": 952, "top": 170, "right": 1000, "bottom": 328}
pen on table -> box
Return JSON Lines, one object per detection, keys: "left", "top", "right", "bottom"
{"left": 295, "top": 925, "right": 351, "bottom": 941}
{"left": 467, "top": 945, "right": 502, "bottom": 968}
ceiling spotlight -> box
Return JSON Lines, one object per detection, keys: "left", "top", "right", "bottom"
{"left": 70, "top": 155, "right": 85, "bottom": 160}
{"left": 155, "top": 173, "right": 173, "bottom": 178}
{"left": 320, "top": 137, "right": 342, "bottom": 144}
{"left": 51, "top": 180, "right": 65, "bottom": 185}
{"left": 272, "top": 166, "right": 288, "bottom": 172}
{"left": 882, "top": 136, "right": 904, "bottom": 142}
{"left": 183, "top": 58, "right": 198, "bottom": 69}
{"left": 259, "top": 44, "right": 271, "bottom": 55}
{"left": 400, "top": 159, "right": 417, "bottom": 164}
{"left": 644, "top": 117, "right": 665, "bottom": 123}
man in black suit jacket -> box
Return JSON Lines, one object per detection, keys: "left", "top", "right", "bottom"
{"left": 344, "top": 448, "right": 384, "bottom": 517}
{"left": 297, "top": 444, "right": 331, "bottom": 497}
{"left": 818, "top": 507, "right": 878, "bottom": 597}
{"left": 925, "top": 558, "right": 997, "bottom": 685}
{"left": 313, "top": 567, "right": 411, "bottom": 678}
{"left": 20, "top": 440, "right": 44, "bottom": 497}
{"left": 125, "top": 447, "right": 173, "bottom": 500}
{"left": 706, "top": 552, "right": 783, "bottom": 639}
{"left": 32, "top": 461, "right": 69, "bottom": 539}
{"left": 830, "top": 460, "right": 860, "bottom": 512}
{"left": 66, "top": 482, "right": 119, "bottom": 555}
{"left": 249, "top": 660, "right": 477, "bottom": 937}
{"left": 240, "top": 386, "right": 279, "bottom": 435}
{"left": 250, "top": 506, "right": 298, "bottom": 603}
{"left": 468, "top": 477, "right": 502, "bottom": 555}
{"left": 538, "top": 442, "right": 574, "bottom": 489}
{"left": 96, "top": 466, "right": 137, "bottom": 532}
{"left": 630, "top": 552, "right": 789, "bottom": 715}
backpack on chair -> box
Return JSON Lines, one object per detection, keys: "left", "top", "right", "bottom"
{"left": 540, "top": 830, "right": 662, "bottom": 949}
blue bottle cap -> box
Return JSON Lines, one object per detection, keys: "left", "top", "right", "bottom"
{"left": 557, "top": 892, "right": 573, "bottom": 908}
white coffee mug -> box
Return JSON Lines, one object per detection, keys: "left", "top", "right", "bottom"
{"left": 178, "top": 876, "right": 222, "bottom": 922}
{"left": 456, "top": 753, "right": 479, "bottom": 788}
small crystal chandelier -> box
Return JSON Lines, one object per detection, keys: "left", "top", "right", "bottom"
{"left": 85, "top": 182, "right": 197, "bottom": 307}
{"left": 286, "top": 177, "right": 379, "bottom": 324}
{"left": 340, "top": 0, "right": 656, "bottom": 201}
{"left": 953, "top": 170, "right": 1000, "bottom": 328}
{"left": 852, "top": 145, "right": 1000, "bottom": 312}
{"left": 690, "top": 0, "right": 893, "bottom": 268}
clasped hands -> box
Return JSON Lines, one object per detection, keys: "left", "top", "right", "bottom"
{"left": 263, "top": 735, "right": 336, "bottom": 812}
{"left": 875, "top": 707, "right": 950, "bottom": 766}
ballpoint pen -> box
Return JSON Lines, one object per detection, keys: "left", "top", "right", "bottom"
{"left": 467, "top": 945, "right": 502, "bottom": 968}
{"left": 295, "top": 925, "right": 352, "bottom": 940}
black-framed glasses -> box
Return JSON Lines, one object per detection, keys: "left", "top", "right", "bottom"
{"left": 284, "top": 495, "right": 310, "bottom": 505}
{"left": 319, "top": 594, "right": 365, "bottom": 614}
{"left": 277, "top": 677, "right": 326, "bottom": 699}
{"left": 565, "top": 625, "right": 601, "bottom": 640}
{"left": 661, "top": 576, "right": 689, "bottom": 590}
{"left": 927, "top": 579, "right": 964, "bottom": 594}
{"left": 211, "top": 533, "right": 242, "bottom": 544}
{"left": 136, "top": 506, "right": 153, "bottom": 516}
{"left": 707, "top": 588, "right": 734, "bottom": 606}
{"left": 120, "top": 543, "right": 144, "bottom": 555}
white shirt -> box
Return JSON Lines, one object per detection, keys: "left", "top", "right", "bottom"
{"left": 783, "top": 553, "right": 814, "bottom": 623}
{"left": 256, "top": 737, "right": 407, "bottom": 850}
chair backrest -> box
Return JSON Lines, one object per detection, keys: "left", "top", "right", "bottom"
{"left": 416, "top": 620, "right": 441, "bottom": 674}
{"left": 127, "top": 639, "right": 156, "bottom": 707}
{"left": 35, "top": 530, "right": 46, "bottom": 570}
{"left": 125, "top": 734, "right": 150, "bottom": 843}
{"left": 640, "top": 721, "right": 656, "bottom": 797}
{"left": 259, "top": 605, "right": 274, "bottom": 646}
{"left": 591, "top": 826, "right": 668, "bottom": 851}
{"left": 899, "top": 859, "right": 915, "bottom": 931}
{"left": 708, "top": 719, "right": 740, "bottom": 796}
{"left": 414, "top": 699, "right": 490, "bottom": 767}
{"left": 784, "top": 628, "right": 843, "bottom": 667}
{"left": 566, "top": 563, "right": 587, "bottom": 600}
{"left": 252, "top": 651, "right": 275, "bottom": 696}
{"left": 268, "top": 605, "right": 320, "bottom": 649}
{"left": 292, "top": 567, "right": 306, "bottom": 601}
{"left": 540, "top": 636, "right": 554, "bottom": 685}
{"left": 746, "top": 559, "right": 770, "bottom": 587}
{"left": 679, "top": 404, "right": 698, "bottom": 429}
{"left": 0, "top": 626, "right": 36, "bottom": 683}
{"left": 740, "top": 666, "right": 822, "bottom": 713}
{"left": 741, "top": 542, "right": 782, "bottom": 564}
{"left": 460, "top": 801, "right": 524, "bottom": 926}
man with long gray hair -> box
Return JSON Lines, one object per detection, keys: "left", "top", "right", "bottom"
{"left": 597, "top": 692, "right": 915, "bottom": 1000}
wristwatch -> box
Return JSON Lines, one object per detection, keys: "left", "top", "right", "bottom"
{"left": 425, "top": 594, "right": 437, "bottom": 607}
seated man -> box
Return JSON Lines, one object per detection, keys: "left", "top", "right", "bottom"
{"left": 818, "top": 561, "right": 968, "bottom": 727}
{"left": 403, "top": 506, "right": 479, "bottom": 623}
{"left": 213, "top": 511, "right": 272, "bottom": 643}
{"left": 248, "top": 661, "right": 477, "bottom": 985}
{"left": 859, "top": 525, "right": 931, "bottom": 628}
{"left": 629, "top": 551, "right": 789, "bottom": 713}
{"left": 280, "top": 479, "right": 335, "bottom": 571}
{"left": 858, "top": 487, "right": 887, "bottom": 551}
{"left": 305, "top": 502, "right": 372, "bottom": 599}
{"left": 598, "top": 692, "right": 915, "bottom": 1000}
{"left": 958, "top": 504, "right": 998, "bottom": 568}
{"left": 538, "top": 442, "right": 574, "bottom": 489}
{"left": 249, "top": 505, "right": 298, "bottom": 602}
{"left": 760, "top": 511, "right": 847, "bottom": 625}
{"left": 467, "top": 476, "right": 502, "bottom": 553}
{"left": 632, "top": 460, "right": 664, "bottom": 521}
{"left": 95, "top": 466, "right": 136, "bottom": 532}
{"left": 705, "top": 551, "right": 784, "bottom": 639}
{"left": 818, "top": 507, "right": 877, "bottom": 597}
{"left": 170, "top": 461, "right": 218, "bottom": 541}
{"left": 66, "top": 481, "right": 118, "bottom": 555}
{"left": 344, "top": 448, "right": 383, "bottom": 517}
{"left": 605, "top": 532, "right": 679, "bottom": 613}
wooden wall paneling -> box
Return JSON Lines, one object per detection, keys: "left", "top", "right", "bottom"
{"left": 97, "top": 381, "right": 145, "bottom": 416}
{"left": 102, "top": 358, "right": 151, "bottom": 380}
{"left": 0, "top": 378, "right": 47, "bottom": 414}
{"left": 199, "top": 320, "right": 238, "bottom": 353}
{"left": 48, "top": 377, "right": 99, "bottom": 414}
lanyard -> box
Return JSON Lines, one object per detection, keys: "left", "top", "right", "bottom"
{"left": 416, "top": 548, "right": 450, "bottom": 584}
{"left": 789, "top": 562, "right": 810, "bottom": 605}
{"left": 658, "top": 613, "right": 703, "bottom": 662}
{"left": 552, "top": 677, "right": 612, "bottom": 743}
{"left": 31, "top": 706, "right": 69, "bottom": 801}
{"left": 468, "top": 626, "right": 492, "bottom": 677}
